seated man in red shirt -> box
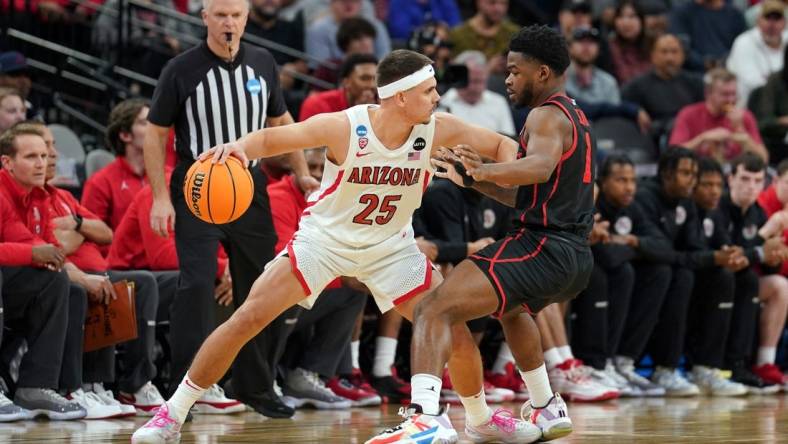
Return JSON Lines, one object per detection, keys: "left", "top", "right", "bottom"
{"left": 670, "top": 68, "right": 768, "bottom": 163}
{"left": 0, "top": 127, "right": 87, "bottom": 421}
{"left": 758, "top": 159, "right": 788, "bottom": 276}
{"left": 0, "top": 122, "right": 164, "bottom": 419}
{"left": 268, "top": 148, "right": 378, "bottom": 408}
{"left": 81, "top": 99, "right": 149, "bottom": 231}
{"left": 299, "top": 53, "right": 378, "bottom": 121}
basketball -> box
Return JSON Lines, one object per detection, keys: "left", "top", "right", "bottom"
{"left": 183, "top": 156, "right": 253, "bottom": 224}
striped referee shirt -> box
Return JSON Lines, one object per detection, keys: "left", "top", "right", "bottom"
{"left": 148, "top": 41, "right": 287, "bottom": 163}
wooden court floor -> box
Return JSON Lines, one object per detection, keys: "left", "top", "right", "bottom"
{"left": 1, "top": 396, "right": 787, "bottom": 443}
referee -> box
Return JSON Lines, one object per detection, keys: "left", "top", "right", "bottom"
{"left": 143, "top": 0, "right": 318, "bottom": 418}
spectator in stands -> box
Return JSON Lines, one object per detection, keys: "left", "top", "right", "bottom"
{"left": 449, "top": 0, "right": 519, "bottom": 75}
{"left": 639, "top": 0, "right": 670, "bottom": 38}
{"left": 622, "top": 34, "right": 704, "bottom": 140}
{"left": 0, "top": 52, "right": 35, "bottom": 116}
{"left": 245, "top": 0, "right": 307, "bottom": 91}
{"left": 299, "top": 53, "right": 378, "bottom": 121}
{"left": 437, "top": 50, "right": 515, "bottom": 136}
{"left": 727, "top": 0, "right": 787, "bottom": 107}
{"left": 0, "top": 87, "right": 25, "bottom": 133}
{"left": 608, "top": 1, "right": 652, "bottom": 85}
{"left": 0, "top": 126, "right": 89, "bottom": 420}
{"left": 407, "top": 21, "right": 454, "bottom": 90}
{"left": 305, "top": 0, "right": 391, "bottom": 65}
{"left": 758, "top": 159, "right": 788, "bottom": 276}
{"left": 81, "top": 99, "right": 149, "bottom": 231}
{"left": 669, "top": 0, "right": 746, "bottom": 71}
{"left": 753, "top": 45, "right": 788, "bottom": 164}
{"left": 387, "top": 0, "right": 460, "bottom": 42}
{"left": 670, "top": 68, "right": 769, "bottom": 163}
{"left": 721, "top": 154, "right": 788, "bottom": 392}
{"left": 557, "top": 0, "right": 614, "bottom": 74}
{"left": 745, "top": 0, "right": 788, "bottom": 28}
{"left": 312, "top": 17, "right": 377, "bottom": 89}
{"left": 688, "top": 157, "right": 759, "bottom": 395}
{"left": 574, "top": 154, "right": 670, "bottom": 397}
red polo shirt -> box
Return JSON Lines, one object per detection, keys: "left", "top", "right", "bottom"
{"left": 268, "top": 175, "right": 340, "bottom": 289}
{"left": 108, "top": 172, "right": 227, "bottom": 277}
{"left": 0, "top": 195, "right": 41, "bottom": 267}
{"left": 758, "top": 184, "right": 788, "bottom": 276}
{"left": 669, "top": 102, "right": 763, "bottom": 161}
{"left": 298, "top": 89, "right": 349, "bottom": 122}
{"left": 81, "top": 157, "right": 147, "bottom": 230}
{"left": 0, "top": 170, "right": 57, "bottom": 244}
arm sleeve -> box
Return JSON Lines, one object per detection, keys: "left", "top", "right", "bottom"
{"left": 80, "top": 176, "right": 111, "bottom": 225}
{"left": 0, "top": 243, "right": 34, "bottom": 266}
{"left": 147, "top": 60, "right": 181, "bottom": 127}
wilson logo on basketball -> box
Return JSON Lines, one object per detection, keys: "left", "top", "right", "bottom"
{"left": 184, "top": 157, "right": 254, "bottom": 224}
{"left": 191, "top": 172, "right": 206, "bottom": 217}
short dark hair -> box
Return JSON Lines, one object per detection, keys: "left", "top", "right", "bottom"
{"left": 777, "top": 158, "right": 788, "bottom": 177}
{"left": 598, "top": 153, "right": 634, "bottom": 181}
{"left": 0, "top": 123, "right": 44, "bottom": 156}
{"left": 509, "top": 25, "right": 570, "bottom": 75}
{"left": 336, "top": 17, "right": 376, "bottom": 53}
{"left": 377, "top": 50, "right": 433, "bottom": 87}
{"left": 658, "top": 146, "right": 697, "bottom": 181}
{"left": 729, "top": 152, "right": 766, "bottom": 176}
{"left": 106, "top": 98, "right": 149, "bottom": 155}
{"left": 697, "top": 157, "right": 724, "bottom": 180}
{"left": 339, "top": 53, "right": 378, "bottom": 80}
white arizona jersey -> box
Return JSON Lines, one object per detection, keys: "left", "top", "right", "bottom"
{"left": 300, "top": 104, "right": 435, "bottom": 248}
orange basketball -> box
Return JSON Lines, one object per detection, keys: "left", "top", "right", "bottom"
{"left": 183, "top": 156, "right": 253, "bottom": 224}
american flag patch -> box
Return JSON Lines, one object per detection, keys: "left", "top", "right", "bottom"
{"left": 408, "top": 151, "right": 420, "bottom": 161}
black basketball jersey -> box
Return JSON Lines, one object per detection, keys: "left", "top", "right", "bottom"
{"left": 514, "top": 94, "right": 596, "bottom": 237}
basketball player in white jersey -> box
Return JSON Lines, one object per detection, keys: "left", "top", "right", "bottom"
{"left": 133, "top": 50, "right": 542, "bottom": 444}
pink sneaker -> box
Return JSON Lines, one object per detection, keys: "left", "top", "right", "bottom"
{"left": 465, "top": 408, "right": 541, "bottom": 443}
{"left": 131, "top": 403, "right": 183, "bottom": 444}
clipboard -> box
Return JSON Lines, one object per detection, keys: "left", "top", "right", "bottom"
{"left": 83, "top": 280, "right": 138, "bottom": 352}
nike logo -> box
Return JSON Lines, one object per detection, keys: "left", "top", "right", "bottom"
{"left": 356, "top": 152, "right": 372, "bottom": 157}
{"left": 427, "top": 386, "right": 436, "bottom": 392}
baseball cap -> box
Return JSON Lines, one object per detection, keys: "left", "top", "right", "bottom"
{"left": 0, "top": 52, "right": 27, "bottom": 74}
{"left": 760, "top": 0, "right": 785, "bottom": 18}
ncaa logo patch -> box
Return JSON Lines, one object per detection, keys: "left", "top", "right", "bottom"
{"left": 413, "top": 137, "right": 427, "bottom": 151}
{"left": 675, "top": 205, "right": 687, "bottom": 225}
{"left": 359, "top": 137, "right": 368, "bottom": 149}
{"left": 703, "top": 217, "right": 714, "bottom": 238}
{"left": 246, "top": 78, "right": 262, "bottom": 95}
{"left": 356, "top": 125, "right": 368, "bottom": 137}
{"left": 614, "top": 216, "right": 632, "bottom": 235}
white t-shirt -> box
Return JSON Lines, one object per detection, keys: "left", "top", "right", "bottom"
{"left": 439, "top": 88, "right": 516, "bottom": 137}
{"left": 726, "top": 28, "right": 788, "bottom": 107}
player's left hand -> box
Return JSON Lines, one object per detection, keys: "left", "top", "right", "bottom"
{"left": 296, "top": 175, "right": 321, "bottom": 198}
{"left": 200, "top": 139, "right": 249, "bottom": 165}
{"left": 452, "top": 145, "right": 489, "bottom": 182}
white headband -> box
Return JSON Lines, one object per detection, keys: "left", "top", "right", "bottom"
{"left": 377, "top": 65, "right": 435, "bottom": 99}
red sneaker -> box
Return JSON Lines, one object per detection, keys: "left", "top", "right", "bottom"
{"left": 327, "top": 377, "right": 382, "bottom": 407}
{"left": 752, "top": 363, "right": 788, "bottom": 388}
{"left": 485, "top": 362, "right": 530, "bottom": 401}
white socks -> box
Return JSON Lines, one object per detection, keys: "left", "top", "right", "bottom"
{"left": 557, "top": 345, "right": 574, "bottom": 362}
{"left": 167, "top": 374, "right": 206, "bottom": 423}
{"left": 460, "top": 389, "right": 491, "bottom": 427}
{"left": 410, "top": 373, "right": 441, "bottom": 415}
{"left": 543, "top": 347, "right": 563, "bottom": 370}
{"left": 492, "top": 343, "right": 515, "bottom": 375}
{"left": 757, "top": 346, "right": 777, "bottom": 366}
{"left": 372, "top": 337, "right": 398, "bottom": 377}
{"left": 520, "top": 364, "right": 553, "bottom": 408}
{"left": 350, "top": 340, "right": 360, "bottom": 370}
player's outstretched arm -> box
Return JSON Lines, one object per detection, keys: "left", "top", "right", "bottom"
{"left": 433, "top": 112, "right": 518, "bottom": 163}
{"left": 432, "top": 146, "right": 517, "bottom": 207}
{"left": 200, "top": 112, "right": 347, "bottom": 164}
{"left": 461, "top": 107, "right": 565, "bottom": 186}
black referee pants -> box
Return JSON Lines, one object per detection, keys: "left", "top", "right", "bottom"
{"left": 686, "top": 268, "right": 735, "bottom": 368}
{"left": 617, "top": 263, "right": 673, "bottom": 361}
{"left": 571, "top": 261, "right": 635, "bottom": 370}
{"left": 170, "top": 164, "right": 282, "bottom": 399}
{"left": 0, "top": 267, "right": 69, "bottom": 389}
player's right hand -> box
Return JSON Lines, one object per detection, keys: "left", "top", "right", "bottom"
{"left": 150, "top": 197, "right": 176, "bottom": 238}
{"left": 200, "top": 140, "right": 249, "bottom": 166}
{"left": 31, "top": 244, "right": 65, "bottom": 270}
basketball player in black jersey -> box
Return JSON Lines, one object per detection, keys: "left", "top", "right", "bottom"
{"left": 372, "top": 25, "right": 596, "bottom": 443}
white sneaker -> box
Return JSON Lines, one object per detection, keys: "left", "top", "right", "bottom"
{"left": 548, "top": 360, "right": 618, "bottom": 402}
{"left": 119, "top": 382, "right": 165, "bottom": 416}
{"left": 614, "top": 356, "right": 665, "bottom": 397}
{"left": 690, "top": 366, "right": 748, "bottom": 397}
{"left": 465, "top": 407, "right": 541, "bottom": 443}
{"left": 651, "top": 367, "right": 700, "bottom": 397}
{"left": 366, "top": 404, "right": 458, "bottom": 444}
{"left": 193, "top": 384, "right": 245, "bottom": 414}
{"left": 131, "top": 403, "right": 182, "bottom": 444}
{"left": 86, "top": 383, "right": 136, "bottom": 417}
{"left": 67, "top": 389, "right": 124, "bottom": 419}
{"left": 600, "top": 361, "right": 640, "bottom": 397}
{"left": 483, "top": 381, "right": 516, "bottom": 403}
{"left": 520, "top": 392, "right": 572, "bottom": 441}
